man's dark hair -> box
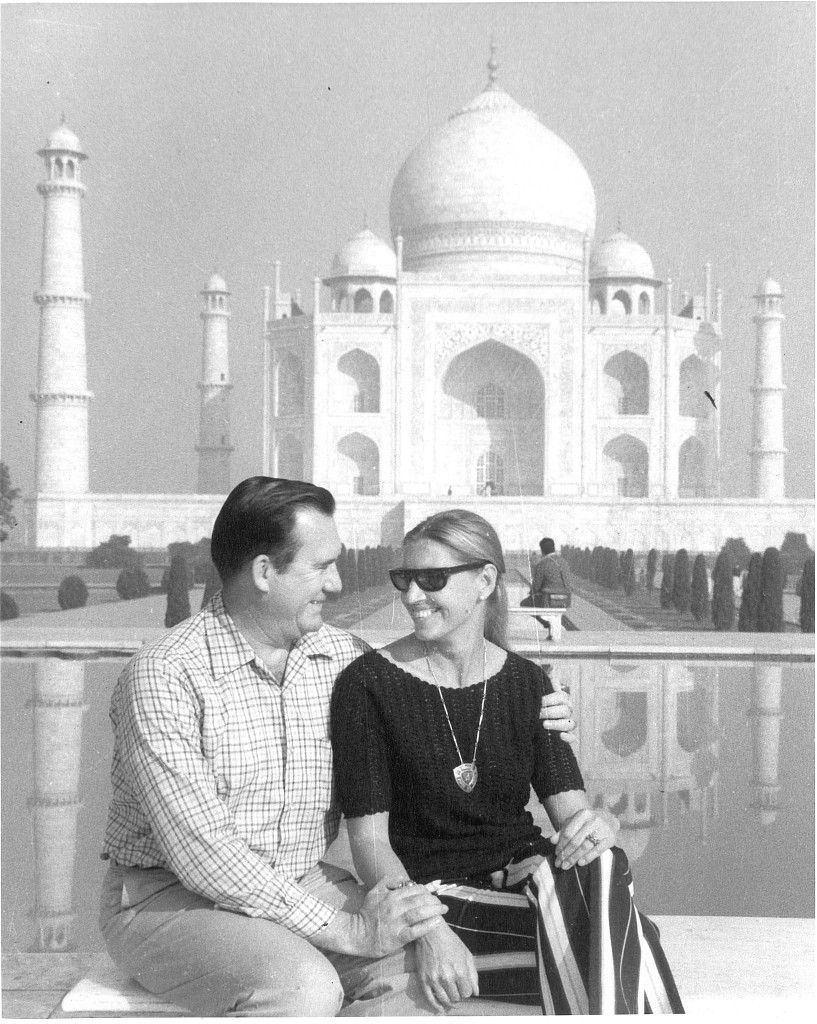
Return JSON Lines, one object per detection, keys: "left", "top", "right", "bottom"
{"left": 210, "top": 477, "right": 335, "bottom": 582}
{"left": 539, "top": 537, "right": 556, "bottom": 556}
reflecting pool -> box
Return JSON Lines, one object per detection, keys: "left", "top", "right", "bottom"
{"left": 1, "top": 656, "right": 813, "bottom": 960}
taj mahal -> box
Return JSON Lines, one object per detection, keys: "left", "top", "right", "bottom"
{"left": 26, "top": 55, "right": 813, "bottom": 552}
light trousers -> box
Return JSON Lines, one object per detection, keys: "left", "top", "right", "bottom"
{"left": 100, "top": 860, "right": 528, "bottom": 1017}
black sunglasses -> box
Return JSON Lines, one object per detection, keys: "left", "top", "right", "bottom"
{"left": 389, "top": 562, "right": 490, "bottom": 593}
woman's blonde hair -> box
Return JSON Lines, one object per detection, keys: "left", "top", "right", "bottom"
{"left": 403, "top": 509, "right": 510, "bottom": 649}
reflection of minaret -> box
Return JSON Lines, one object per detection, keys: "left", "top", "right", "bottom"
{"left": 748, "top": 663, "right": 783, "bottom": 826}
{"left": 196, "top": 273, "right": 233, "bottom": 494}
{"left": 28, "top": 660, "right": 86, "bottom": 951}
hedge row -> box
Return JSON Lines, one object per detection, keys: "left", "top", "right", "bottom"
{"left": 335, "top": 546, "right": 398, "bottom": 596}
{"left": 562, "top": 542, "right": 814, "bottom": 633}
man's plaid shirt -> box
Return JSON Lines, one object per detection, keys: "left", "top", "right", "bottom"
{"left": 102, "top": 593, "right": 370, "bottom": 938}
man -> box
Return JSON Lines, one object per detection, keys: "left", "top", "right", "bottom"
{"left": 530, "top": 537, "right": 572, "bottom": 606}
{"left": 100, "top": 478, "right": 575, "bottom": 1016}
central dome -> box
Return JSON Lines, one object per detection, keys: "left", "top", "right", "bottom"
{"left": 389, "top": 79, "right": 595, "bottom": 274}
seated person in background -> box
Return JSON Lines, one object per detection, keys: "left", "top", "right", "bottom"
{"left": 529, "top": 537, "right": 572, "bottom": 607}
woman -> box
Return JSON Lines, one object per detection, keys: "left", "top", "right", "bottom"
{"left": 331, "top": 510, "right": 683, "bottom": 1015}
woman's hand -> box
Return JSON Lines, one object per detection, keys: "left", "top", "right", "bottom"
{"left": 549, "top": 807, "right": 619, "bottom": 870}
{"left": 413, "top": 922, "right": 479, "bottom": 1013}
{"left": 540, "top": 689, "right": 577, "bottom": 744}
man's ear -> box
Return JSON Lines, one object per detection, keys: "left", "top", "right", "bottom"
{"left": 250, "top": 554, "right": 273, "bottom": 593}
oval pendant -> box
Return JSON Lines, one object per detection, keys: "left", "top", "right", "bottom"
{"left": 453, "top": 762, "right": 478, "bottom": 793}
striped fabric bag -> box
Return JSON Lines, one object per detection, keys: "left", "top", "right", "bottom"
{"left": 429, "top": 846, "right": 684, "bottom": 1014}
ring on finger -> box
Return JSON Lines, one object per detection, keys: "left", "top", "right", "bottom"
{"left": 587, "top": 832, "right": 601, "bottom": 847}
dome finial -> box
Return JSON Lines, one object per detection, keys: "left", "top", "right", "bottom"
{"left": 60, "top": 111, "right": 66, "bottom": 125}
{"left": 363, "top": 207, "right": 368, "bottom": 230}
{"left": 616, "top": 214, "right": 623, "bottom": 233}
{"left": 487, "top": 39, "right": 499, "bottom": 90}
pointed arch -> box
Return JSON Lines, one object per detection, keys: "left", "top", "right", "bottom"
{"left": 441, "top": 340, "right": 544, "bottom": 496}
{"left": 337, "top": 348, "right": 380, "bottom": 413}
{"left": 603, "top": 350, "right": 649, "bottom": 415}
{"left": 602, "top": 434, "right": 648, "bottom": 497}
{"left": 353, "top": 288, "right": 373, "bottom": 313}
{"left": 337, "top": 433, "right": 379, "bottom": 495}
{"left": 678, "top": 436, "right": 707, "bottom": 497}
{"left": 638, "top": 291, "right": 651, "bottom": 314}
{"left": 379, "top": 290, "right": 394, "bottom": 313}
{"left": 610, "top": 289, "right": 632, "bottom": 316}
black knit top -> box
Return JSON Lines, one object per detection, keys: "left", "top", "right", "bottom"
{"left": 330, "top": 650, "right": 584, "bottom": 883}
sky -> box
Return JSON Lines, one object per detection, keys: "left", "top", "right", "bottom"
{"left": 2, "top": 1, "right": 814, "bottom": 500}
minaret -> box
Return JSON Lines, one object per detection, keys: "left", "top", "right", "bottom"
{"left": 750, "top": 274, "right": 786, "bottom": 498}
{"left": 29, "top": 660, "right": 87, "bottom": 951}
{"left": 31, "top": 118, "right": 92, "bottom": 497}
{"left": 196, "top": 273, "right": 233, "bottom": 494}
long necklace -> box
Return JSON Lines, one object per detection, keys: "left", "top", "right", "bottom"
{"left": 425, "top": 641, "right": 488, "bottom": 793}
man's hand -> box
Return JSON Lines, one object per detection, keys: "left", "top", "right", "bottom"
{"left": 540, "top": 688, "right": 577, "bottom": 744}
{"left": 315, "top": 879, "right": 447, "bottom": 957}
{"left": 414, "top": 921, "right": 479, "bottom": 1013}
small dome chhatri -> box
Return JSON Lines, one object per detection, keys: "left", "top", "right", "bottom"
{"left": 203, "top": 272, "right": 228, "bottom": 293}
{"left": 590, "top": 231, "right": 656, "bottom": 280}
{"left": 42, "top": 117, "right": 84, "bottom": 155}
{"left": 329, "top": 229, "right": 397, "bottom": 280}
{"left": 756, "top": 273, "right": 782, "bottom": 297}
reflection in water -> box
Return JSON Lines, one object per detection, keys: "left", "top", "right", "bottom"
{"left": 551, "top": 661, "right": 723, "bottom": 861}
{"left": 749, "top": 664, "right": 783, "bottom": 827}
{"left": 11, "top": 656, "right": 797, "bottom": 956}
{"left": 28, "top": 659, "right": 87, "bottom": 951}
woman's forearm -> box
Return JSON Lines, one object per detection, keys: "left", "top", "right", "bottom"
{"left": 543, "top": 789, "right": 590, "bottom": 831}
{"left": 346, "top": 813, "right": 411, "bottom": 890}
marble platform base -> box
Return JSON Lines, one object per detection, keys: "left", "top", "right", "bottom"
{"left": 60, "top": 916, "right": 814, "bottom": 1016}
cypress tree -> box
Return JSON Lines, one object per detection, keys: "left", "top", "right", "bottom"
{"left": 738, "top": 553, "right": 762, "bottom": 632}
{"left": 606, "top": 548, "right": 621, "bottom": 589}
{"left": 165, "top": 554, "right": 192, "bottom": 628}
{"left": 659, "top": 554, "right": 674, "bottom": 609}
{"left": 711, "top": 547, "right": 735, "bottom": 631}
{"left": 200, "top": 561, "right": 221, "bottom": 609}
{"left": 671, "top": 549, "right": 691, "bottom": 613}
{"left": 624, "top": 549, "right": 637, "bottom": 596}
{"left": 758, "top": 547, "right": 784, "bottom": 632}
{"left": 799, "top": 555, "right": 815, "bottom": 633}
{"left": 591, "top": 546, "right": 603, "bottom": 584}
{"left": 335, "top": 547, "right": 348, "bottom": 590}
{"left": 646, "top": 549, "right": 658, "bottom": 592}
{"left": 347, "top": 550, "right": 359, "bottom": 594}
{"left": 690, "top": 554, "right": 710, "bottom": 622}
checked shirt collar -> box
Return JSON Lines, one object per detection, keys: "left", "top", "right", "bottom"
{"left": 203, "top": 592, "right": 341, "bottom": 686}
